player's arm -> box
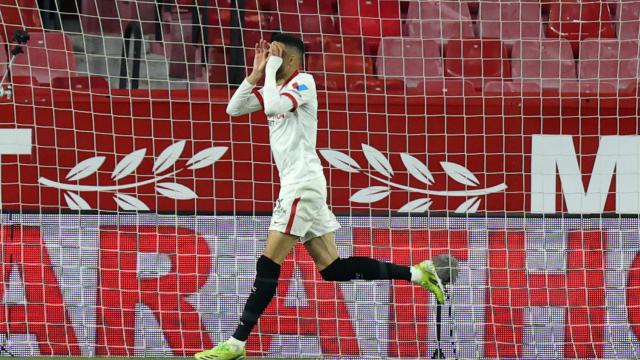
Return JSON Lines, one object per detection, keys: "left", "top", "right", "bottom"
{"left": 226, "top": 41, "right": 269, "bottom": 116}
{"left": 261, "top": 43, "right": 298, "bottom": 116}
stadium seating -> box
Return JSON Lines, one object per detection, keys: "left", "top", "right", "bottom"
{"left": 579, "top": 39, "right": 640, "bottom": 90}
{"left": 616, "top": 1, "right": 640, "bottom": 40}
{"left": 243, "top": 0, "right": 278, "bottom": 46}
{"left": 79, "top": 0, "right": 121, "bottom": 34}
{"left": 11, "top": 32, "right": 77, "bottom": 85}
{"left": 275, "top": 0, "right": 336, "bottom": 36}
{"left": 0, "top": 36, "right": 6, "bottom": 78}
{"left": 51, "top": 76, "right": 110, "bottom": 91}
{"left": 338, "top": 0, "right": 402, "bottom": 54}
{"left": 478, "top": 1, "right": 543, "bottom": 43}
{"left": 0, "top": 0, "right": 638, "bottom": 94}
{"left": 0, "top": 0, "right": 41, "bottom": 41}
{"left": 546, "top": 2, "right": 616, "bottom": 54}
{"left": 444, "top": 39, "right": 510, "bottom": 90}
{"left": 511, "top": 39, "right": 577, "bottom": 89}
{"left": 375, "top": 38, "right": 442, "bottom": 88}
{"left": 163, "top": 7, "right": 205, "bottom": 80}
{"left": 405, "top": 1, "right": 474, "bottom": 44}
{"left": 306, "top": 35, "right": 373, "bottom": 91}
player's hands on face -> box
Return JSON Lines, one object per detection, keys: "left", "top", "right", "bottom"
{"left": 247, "top": 39, "right": 270, "bottom": 85}
{"left": 269, "top": 42, "right": 284, "bottom": 58}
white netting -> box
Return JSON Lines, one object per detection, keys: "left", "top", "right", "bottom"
{"left": 0, "top": 0, "right": 638, "bottom": 358}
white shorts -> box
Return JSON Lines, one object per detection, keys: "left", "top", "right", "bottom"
{"left": 269, "top": 177, "right": 341, "bottom": 243}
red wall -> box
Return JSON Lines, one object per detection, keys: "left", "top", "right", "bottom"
{"left": 0, "top": 86, "right": 638, "bottom": 213}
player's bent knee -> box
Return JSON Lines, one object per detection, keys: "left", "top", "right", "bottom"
{"left": 319, "top": 257, "right": 353, "bottom": 281}
{"left": 256, "top": 255, "right": 281, "bottom": 281}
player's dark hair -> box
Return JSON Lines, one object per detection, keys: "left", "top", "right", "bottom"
{"left": 271, "top": 33, "right": 305, "bottom": 56}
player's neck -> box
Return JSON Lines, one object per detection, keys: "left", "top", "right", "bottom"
{"left": 276, "top": 68, "right": 299, "bottom": 86}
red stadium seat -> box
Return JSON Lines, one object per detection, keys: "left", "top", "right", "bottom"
{"left": 484, "top": 81, "right": 542, "bottom": 96}
{"left": 0, "top": 36, "right": 6, "bottom": 78}
{"left": 11, "top": 32, "right": 76, "bottom": 85}
{"left": 478, "top": 2, "right": 543, "bottom": 43}
{"left": 242, "top": 0, "right": 279, "bottom": 67}
{"left": 406, "top": 0, "right": 474, "bottom": 43}
{"left": 51, "top": 76, "right": 110, "bottom": 91}
{"left": 408, "top": 78, "right": 476, "bottom": 96}
{"left": 116, "top": 0, "right": 158, "bottom": 35}
{"left": 164, "top": 8, "right": 205, "bottom": 80}
{"left": 0, "top": 0, "right": 41, "bottom": 41}
{"left": 338, "top": 0, "right": 402, "bottom": 54}
{"left": 79, "top": 0, "right": 120, "bottom": 34}
{"left": 579, "top": 39, "right": 639, "bottom": 90}
{"left": 349, "top": 77, "right": 405, "bottom": 94}
{"left": 511, "top": 39, "right": 577, "bottom": 89}
{"left": 306, "top": 35, "right": 373, "bottom": 91}
{"left": 444, "top": 39, "right": 510, "bottom": 90}
{"left": 547, "top": 2, "right": 616, "bottom": 54}
{"left": 616, "top": 1, "right": 640, "bottom": 40}
{"left": 275, "top": 0, "right": 336, "bottom": 36}
{"left": 205, "top": 0, "right": 232, "bottom": 46}
{"left": 375, "top": 37, "right": 442, "bottom": 88}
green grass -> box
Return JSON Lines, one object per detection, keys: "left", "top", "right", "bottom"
{"left": 12, "top": 358, "right": 323, "bottom": 360}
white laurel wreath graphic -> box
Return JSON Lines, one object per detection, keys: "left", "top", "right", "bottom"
{"left": 319, "top": 144, "right": 507, "bottom": 214}
{"left": 38, "top": 140, "right": 228, "bottom": 211}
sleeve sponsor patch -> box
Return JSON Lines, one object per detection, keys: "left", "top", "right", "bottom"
{"left": 291, "top": 82, "right": 308, "bottom": 91}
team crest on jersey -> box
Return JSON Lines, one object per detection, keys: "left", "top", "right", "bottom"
{"left": 292, "top": 82, "right": 308, "bottom": 91}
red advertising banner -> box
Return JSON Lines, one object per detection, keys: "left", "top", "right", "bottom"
{"left": 0, "top": 214, "right": 635, "bottom": 359}
{"left": 0, "top": 88, "right": 638, "bottom": 214}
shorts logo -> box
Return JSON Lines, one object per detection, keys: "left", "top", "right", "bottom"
{"left": 273, "top": 198, "right": 285, "bottom": 216}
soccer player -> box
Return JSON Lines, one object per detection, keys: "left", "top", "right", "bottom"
{"left": 195, "top": 33, "right": 448, "bottom": 360}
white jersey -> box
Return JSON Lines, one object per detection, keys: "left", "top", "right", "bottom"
{"left": 226, "top": 70, "right": 324, "bottom": 187}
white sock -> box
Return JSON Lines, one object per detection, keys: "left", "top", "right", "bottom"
{"left": 227, "top": 337, "right": 246, "bottom": 352}
{"left": 410, "top": 265, "right": 422, "bottom": 283}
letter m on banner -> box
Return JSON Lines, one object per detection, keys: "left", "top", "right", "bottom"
{"left": 531, "top": 135, "right": 640, "bottom": 214}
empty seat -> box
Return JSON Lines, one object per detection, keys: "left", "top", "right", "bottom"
{"left": 163, "top": 8, "right": 205, "bottom": 80}
{"left": 116, "top": 0, "right": 158, "bottom": 35}
{"left": 547, "top": 2, "right": 616, "bottom": 53}
{"left": 204, "top": 0, "right": 232, "bottom": 46}
{"left": 11, "top": 32, "right": 77, "bottom": 85}
{"left": 406, "top": 1, "right": 474, "bottom": 43}
{"left": 306, "top": 35, "right": 373, "bottom": 90}
{"left": 375, "top": 37, "right": 442, "bottom": 88}
{"left": 0, "top": 36, "right": 6, "bottom": 78}
{"left": 512, "top": 39, "right": 577, "bottom": 89}
{"left": 80, "top": 0, "right": 120, "bottom": 34}
{"left": 242, "top": 0, "right": 279, "bottom": 66}
{"left": 616, "top": 1, "right": 640, "bottom": 40}
{"left": 0, "top": 0, "right": 41, "bottom": 41}
{"left": 444, "top": 38, "right": 510, "bottom": 90}
{"left": 478, "top": 2, "right": 542, "bottom": 43}
{"left": 579, "top": 39, "right": 639, "bottom": 90}
{"left": 338, "top": 0, "right": 402, "bottom": 54}
{"left": 51, "top": 76, "right": 110, "bottom": 91}
{"left": 275, "top": 0, "right": 336, "bottom": 36}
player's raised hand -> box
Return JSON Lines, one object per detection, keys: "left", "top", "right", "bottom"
{"left": 269, "top": 42, "right": 284, "bottom": 58}
{"left": 247, "top": 40, "right": 269, "bottom": 85}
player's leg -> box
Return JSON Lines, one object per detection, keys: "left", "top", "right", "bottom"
{"left": 303, "top": 227, "right": 446, "bottom": 303}
{"left": 303, "top": 232, "right": 412, "bottom": 281}
{"left": 233, "top": 230, "right": 297, "bottom": 340}
{"left": 195, "top": 231, "right": 297, "bottom": 360}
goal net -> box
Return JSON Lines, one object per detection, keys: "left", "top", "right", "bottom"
{"left": 0, "top": 0, "right": 638, "bottom": 358}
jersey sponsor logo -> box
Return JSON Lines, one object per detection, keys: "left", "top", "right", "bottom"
{"left": 267, "top": 113, "right": 286, "bottom": 127}
{"left": 291, "top": 82, "right": 308, "bottom": 91}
